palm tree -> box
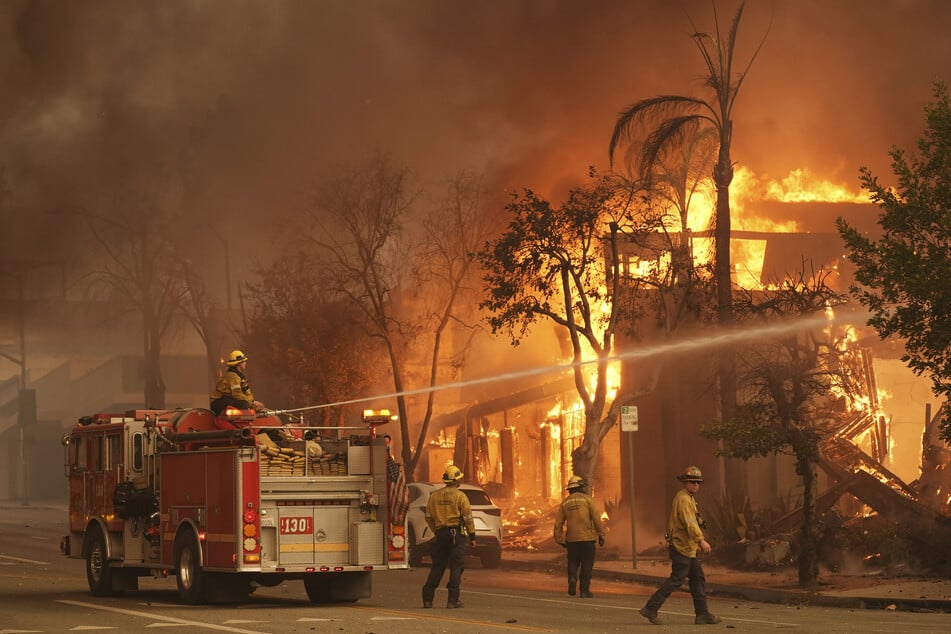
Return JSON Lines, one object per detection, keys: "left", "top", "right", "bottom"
{"left": 609, "top": 1, "right": 768, "bottom": 495}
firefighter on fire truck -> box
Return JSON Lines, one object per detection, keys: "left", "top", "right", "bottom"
{"left": 210, "top": 349, "right": 265, "bottom": 415}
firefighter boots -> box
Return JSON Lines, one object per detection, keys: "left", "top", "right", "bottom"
{"left": 639, "top": 607, "right": 662, "bottom": 625}
{"left": 695, "top": 612, "right": 721, "bottom": 624}
{"left": 447, "top": 589, "right": 463, "bottom": 608}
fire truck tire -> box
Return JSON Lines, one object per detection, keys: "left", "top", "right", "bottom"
{"left": 85, "top": 528, "right": 120, "bottom": 597}
{"left": 175, "top": 533, "right": 208, "bottom": 604}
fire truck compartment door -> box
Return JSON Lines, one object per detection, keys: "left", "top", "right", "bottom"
{"left": 277, "top": 507, "right": 350, "bottom": 565}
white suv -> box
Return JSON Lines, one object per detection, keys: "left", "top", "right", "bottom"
{"left": 406, "top": 482, "right": 503, "bottom": 568}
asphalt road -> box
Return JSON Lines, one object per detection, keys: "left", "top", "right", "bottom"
{"left": 2, "top": 504, "right": 950, "bottom": 633}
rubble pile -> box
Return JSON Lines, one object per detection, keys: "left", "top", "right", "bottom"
{"left": 502, "top": 499, "right": 561, "bottom": 552}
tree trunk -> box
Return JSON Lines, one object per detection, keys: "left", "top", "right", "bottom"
{"left": 143, "top": 316, "right": 166, "bottom": 409}
{"left": 204, "top": 310, "right": 221, "bottom": 393}
{"left": 571, "top": 407, "right": 603, "bottom": 487}
{"left": 713, "top": 127, "right": 746, "bottom": 500}
{"left": 798, "top": 455, "right": 819, "bottom": 588}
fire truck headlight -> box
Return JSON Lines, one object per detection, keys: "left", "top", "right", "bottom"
{"left": 243, "top": 537, "right": 257, "bottom": 552}
{"left": 392, "top": 534, "right": 405, "bottom": 548}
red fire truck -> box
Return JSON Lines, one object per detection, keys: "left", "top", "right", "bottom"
{"left": 60, "top": 407, "right": 408, "bottom": 604}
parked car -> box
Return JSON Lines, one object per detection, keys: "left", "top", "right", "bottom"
{"left": 406, "top": 482, "right": 503, "bottom": 568}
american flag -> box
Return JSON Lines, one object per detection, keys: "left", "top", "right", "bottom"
{"left": 387, "top": 454, "right": 409, "bottom": 524}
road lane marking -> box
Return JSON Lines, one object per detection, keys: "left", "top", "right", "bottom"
{"left": 57, "top": 601, "right": 268, "bottom": 634}
{"left": 0, "top": 553, "right": 49, "bottom": 565}
{"left": 466, "top": 590, "right": 801, "bottom": 628}
{"left": 347, "top": 605, "right": 550, "bottom": 631}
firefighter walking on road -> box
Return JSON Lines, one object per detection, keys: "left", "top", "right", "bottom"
{"left": 553, "top": 475, "right": 605, "bottom": 598}
{"left": 421, "top": 465, "right": 475, "bottom": 609}
{"left": 639, "top": 466, "right": 721, "bottom": 626}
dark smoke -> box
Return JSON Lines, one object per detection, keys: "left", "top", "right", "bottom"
{"left": 1, "top": 0, "right": 949, "bottom": 280}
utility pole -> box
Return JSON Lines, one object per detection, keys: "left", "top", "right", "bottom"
{"left": 621, "top": 405, "right": 639, "bottom": 568}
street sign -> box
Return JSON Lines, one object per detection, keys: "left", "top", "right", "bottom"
{"left": 621, "top": 405, "right": 638, "bottom": 432}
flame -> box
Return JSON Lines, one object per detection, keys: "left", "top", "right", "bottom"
{"left": 761, "top": 169, "right": 869, "bottom": 204}
{"left": 674, "top": 166, "right": 869, "bottom": 292}
{"left": 536, "top": 297, "right": 622, "bottom": 495}
{"left": 430, "top": 429, "right": 455, "bottom": 448}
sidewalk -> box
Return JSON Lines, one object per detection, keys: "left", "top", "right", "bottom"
{"left": 502, "top": 549, "right": 951, "bottom": 612}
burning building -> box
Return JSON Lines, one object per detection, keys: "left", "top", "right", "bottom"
{"left": 422, "top": 168, "right": 950, "bottom": 562}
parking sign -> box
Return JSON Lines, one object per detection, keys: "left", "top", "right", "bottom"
{"left": 621, "top": 405, "right": 638, "bottom": 432}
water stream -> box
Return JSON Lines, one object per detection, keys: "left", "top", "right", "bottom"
{"left": 277, "top": 311, "right": 866, "bottom": 416}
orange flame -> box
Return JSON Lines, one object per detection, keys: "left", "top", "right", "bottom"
{"left": 681, "top": 166, "right": 868, "bottom": 291}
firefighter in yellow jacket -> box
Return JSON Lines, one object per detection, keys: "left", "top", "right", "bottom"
{"left": 553, "top": 475, "right": 605, "bottom": 598}
{"left": 639, "top": 466, "right": 721, "bottom": 626}
{"left": 209, "top": 350, "right": 265, "bottom": 415}
{"left": 421, "top": 465, "right": 475, "bottom": 609}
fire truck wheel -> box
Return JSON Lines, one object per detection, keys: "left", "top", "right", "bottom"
{"left": 85, "top": 528, "right": 119, "bottom": 596}
{"left": 175, "top": 533, "right": 207, "bottom": 604}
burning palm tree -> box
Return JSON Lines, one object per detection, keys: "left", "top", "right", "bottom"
{"left": 609, "top": 1, "right": 769, "bottom": 494}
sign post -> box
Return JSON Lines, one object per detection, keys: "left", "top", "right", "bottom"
{"left": 621, "top": 406, "right": 638, "bottom": 568}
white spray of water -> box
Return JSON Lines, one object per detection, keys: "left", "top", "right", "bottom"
{"left": 274, "top": 312, "right": 864, "bottom": 416}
